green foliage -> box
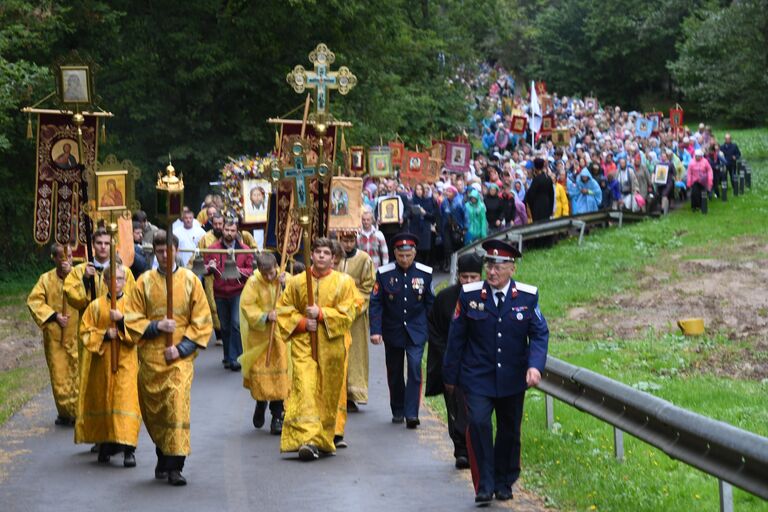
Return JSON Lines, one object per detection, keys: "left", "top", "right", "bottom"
{"left": 669, "top": 0, "right": 768, "bottom": 125}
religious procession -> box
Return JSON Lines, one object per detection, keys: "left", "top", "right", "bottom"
{"left": 3, "top": 2, "right": 768, "bottom": 511}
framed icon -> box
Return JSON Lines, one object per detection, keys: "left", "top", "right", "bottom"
{"left": 509, "top": 115, "right": 527, "bottom": 135}
{"left": 58, "top": 65, "right": 92, "bottom": 105}
{"left": 378, "top": 196, "right": 400, "bottom": 225}
{"left": 445, "top": 141, "right": 471, "bottom": 173}
{"left": 388, "top": 141, "right": 405, "bottom": 168}
{"left": 327, "top": 177, "right": 363, "bottom": 232}
{"left": 96, "top": 170, "right": 127, "bottom": 211}
{"left": 584, "top": 97, "right": 598, "bottom": 113}
{"left": 242, "top": 179, "right": 271, "bottom": 224}
{"left": 368, "top": 146, "right": 392, "bottom": 178}
{"left": 348, "top": 145, "right": 365, "bottom": 175}
{"left": 654, "top": 164, "right": 669, "bottom": 185}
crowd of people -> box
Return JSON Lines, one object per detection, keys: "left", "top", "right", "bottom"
{"left": 24, "top": 72, "right": 746, "bottom": 505}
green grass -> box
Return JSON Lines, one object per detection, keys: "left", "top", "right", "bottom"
{"left": 427, "top": 127, "right": 768, "bottom": 511}
{"left": 0, "top": 355, "right": 48, "bottom": 425}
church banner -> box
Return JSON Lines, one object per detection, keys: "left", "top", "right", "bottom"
{"left": 275, "top": 122, "right": 337, "bottom": 255}
{"left": 33, "top": 113, "right": 99, "bottom": 253}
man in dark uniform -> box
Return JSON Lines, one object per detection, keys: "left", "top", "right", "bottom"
{"left": 370, "top": 233, "right": 434, "bottom": 429}
{"left": 444, "top": 240, "right": 548, "bottom": 506}
{"left": 721, "top": 133, "right": 741, "bottom": 192}
{"left": 426, "top": 252, "right": 483, "bottom": 469}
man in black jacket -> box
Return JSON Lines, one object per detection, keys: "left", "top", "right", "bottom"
{"left": 524, "top": 157, "right": 555, "bottom": 222}
{"left": 426, "top": 252, "right": 483, "bottom": 469}
{"left": 721, "top": 133, "right": 742, "bottom": 192}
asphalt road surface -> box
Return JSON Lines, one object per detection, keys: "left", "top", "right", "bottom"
{"left": 0, "top": 335, "right": 546, "bottom": 511}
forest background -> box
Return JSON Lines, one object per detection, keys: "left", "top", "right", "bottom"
{"left": 1, "top": 0, "right": 766, "bottom": 273}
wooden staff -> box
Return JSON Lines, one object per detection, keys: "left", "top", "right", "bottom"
{"left": 108, "top": 220, "right": 119, "bottom": 373}
{"left": 265, "top": 194, "right": 295, "bottom": 367}
{"left": 302, "top": 221, "right": 318, "bottom": 361}
{"left": 165, "top": 223, "right": 174, "bottom": 350}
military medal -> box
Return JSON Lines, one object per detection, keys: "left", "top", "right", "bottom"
{"left": 478, "top": 303, "right": 485, "bottom": 311}
{"left": 516, "top": 312, "right": 523, "bottom": 320}
{"left": 469, "top": 301, "right": 477, "bottom": 310}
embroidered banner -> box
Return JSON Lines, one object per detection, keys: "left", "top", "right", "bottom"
{"left": 33, "top": 113, "right": 99, "bottom": 252}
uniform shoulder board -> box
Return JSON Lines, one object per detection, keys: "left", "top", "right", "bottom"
{"left": 462, "top": 281, "right": 484, "bottom": 293}
{"left": 377, "top": 262, "right": 396, "bottom": 274}
{"left": 515, "top": 282, "right": 538, "bottom": 295}
{"left": 415, "top": 262, "right": 433, "bottom": 274}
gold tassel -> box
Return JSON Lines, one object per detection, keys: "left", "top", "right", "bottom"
{"left": 274, "top": 128, "right": 280, "bottom": 154}
{"left": 101, "top": 121, "right": 106, "bottom": 143}
{"left": 340, "top": 128, "right": 347, "bottom": 153}
{"left": 26, "top": 115, "right": 33, "bottom": 139}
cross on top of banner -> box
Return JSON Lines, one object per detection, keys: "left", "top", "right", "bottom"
{"left": 286, "top": 43, "right": 357, "bottom": 115}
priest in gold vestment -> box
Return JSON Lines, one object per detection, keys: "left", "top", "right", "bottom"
{"left": 277, "top": 238, "right": 357, "bottom": 461}
{"left": 77, "top": 265, "right": 140, "bottom": 467}
{"left": 26, "top": 243, "right": 79, "bottom": 425}
{"left": 239, "top": 252, "right": 289, "bottom": 434}
{"left": 125, "top": 230, "right": 212, "bottom": 486}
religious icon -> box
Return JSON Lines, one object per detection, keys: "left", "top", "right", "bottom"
{"left": 445, "top": 141, "right": 471, "bottom": 173}
{"left": 388, "top": 141, "right": 405, "bottom": 168}
{"left": 654, "top": 164, "right": 669, "bottom": 185}
{"left": 552, "top": 128, "right": 570, "bottom": 147}
{"left": 378, "top": 196, "right": 400, "bottom": 225}
{"left": 368, "top": 146, "right": 392, "bottom": 178}
{"left": 242, "top": 178, "right": 271, "bottom": 224}
{"left": 348, "top": 145, "right": 365, "bottom": 175}
{"left": 50, "top": 139, "right": 79, "bottom": 170}
{"left": 509, "top": 116, "right": 527, "bottom": 135}
{"left": 541, "top": 114, "right": 555, "bottom": 134}
{"left": 670, "top": 108, "right": 684, "bottom": 129}
{"left": 426, "top": 157, "right": 441, "bottom": 183}
{"left": 59, "top": 66, "right": 91, "bottom": 104}
{"left": 584, "top": 97, "right": 598, "bottom": 113}
{"left": 96, "top": 170, "right": 127, "bottom": 211}
{"left": 495, "top": 129, "right": 509, "bottom": 149}
{"left": 404, "top": 150, "right": 428, "bottom": 184}
{"left": 327, "top": 177, "right": 362, "bottom": 232}
{"left": 429, "top": 140, "right": 447, "bottom": 161}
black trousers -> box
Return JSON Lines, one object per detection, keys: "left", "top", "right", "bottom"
{"left": 256, "top": 400, "right": 283, "bottom": 417}
{"left": 465, "top": 392, "right": 525, "bottom": 496}
{"left": 156, "top": 446, "right": 185, "bottom": 471}
{"left": 444, "top": 387, "right": 468, "bottom": 458}
{"left": 690, "top": 182, "right": 707, "bottom": 209}
{"left": 384, "top": 343, "right": 424, "bottom": 419}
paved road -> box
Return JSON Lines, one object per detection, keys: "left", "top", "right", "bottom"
{"left": 0, "top": 337, "right": 545, "bottom": 511}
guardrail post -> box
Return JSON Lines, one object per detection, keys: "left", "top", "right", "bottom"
{"left": 545, "top": 393, "right": 554, "bottom": 431}
{"left": 613, "top": 427, "right": 624, "bottom": 461}
{"left": 575, "top": 221, "right": 586, "bottom": 245}
{"left": 719, "top": 480, "right": 734, "bottom": 512}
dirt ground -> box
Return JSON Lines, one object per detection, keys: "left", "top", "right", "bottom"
{"left": 561, "top": 236, "right": 768, "bottom": 380}
{"left": 0, "top": 302, "right": 43, "bottom": 372}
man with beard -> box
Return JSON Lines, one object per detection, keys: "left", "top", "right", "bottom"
{"left": 203, "top": 218, "right": 253, "bottom": 371}
{"left": 197, "top": 212, "right": 225, "bottom": 345}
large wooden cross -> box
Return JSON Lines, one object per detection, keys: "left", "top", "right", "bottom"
{"left": 270, "top": 137, "right": 331, "bottom": 213}
{"left": 286, "top": 43, "right": 357, "bottom": 115}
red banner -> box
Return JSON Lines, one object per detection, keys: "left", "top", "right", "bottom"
{"left": 33, "top": 113, "right": 99, "bottom": 255}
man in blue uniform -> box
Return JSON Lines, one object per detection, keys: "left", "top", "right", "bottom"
{"left": 444, "top": 240, "right": 548, "bottom": 506}
{"left": 370, "top": 233, "right": 434, "bottom": 429}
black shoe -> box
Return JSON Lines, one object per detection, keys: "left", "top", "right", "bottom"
{"left": 346, "top": 400, "right": 359, "bottom": 413}
{"left": 298, "top": 444, "right": 319, "bottom": 461}
{"left": 97, "top": 453, "right": 110, "bottom": 464}
{"left": 455, "top": 455, "right": 470, "bottom": 469}
{"left": 167, "top": 470, "right": 187, "bottom": 486}
{"left": 253, "top": 403, "right": 266, "bottom": 429}
{"left": 406, "top": 418, "right": 420, "bottom": 429}
{"left": 123, "top": 452, "right": 136, "bottom": 468}
{"left": 495, "top": 489, "right": 513, "bottom": 501}
{"left": 54, "top": 415, "right": 70, "bottom": 426}
{"left": 154, "top": 463, "right": 168, "bottom": 480}
{"left": 270, "top": 416, "right": 283, "bottom": 435}
{"left": 90, "top": 444, "right": 100, "bottom": 453}
{"left": 475, "top": 492, "right": 493, "bottom": 506}
{"left": 334, "top": 435, "right": 348, "bottom": 449}
{"left": 223, "top": 359, "right": 231, "bottom": 369}
{"left": 230, "top": 361, "right": 241, "bottom": 371}
{"left": 391, "top": 416, "right": 404, "bottom": 424}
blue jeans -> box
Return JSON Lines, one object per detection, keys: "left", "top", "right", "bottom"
{"left": 215, "top": 295, "right": 242, "bottom": 364}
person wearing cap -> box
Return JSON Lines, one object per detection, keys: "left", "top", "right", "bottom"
{"left": 443, "top": 239, "right": 548, "bottom": 505}
{"left": 369, "top": 233, "right": 434, "bottom": 429}
{"left": 686, "top": 148, "right": 713, "bottom": 211}
{"left": 426, "top": 252, "right": 483, "bottom": 470}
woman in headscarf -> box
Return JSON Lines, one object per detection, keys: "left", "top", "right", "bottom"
{"left": 464, "top": 188, "right": 487, "bottom": 244}
{"left": 409, "top": 183, "right": 439, "bottom": 264}
{"left": 483, "top": 183, "right": 505, "bottom": 233}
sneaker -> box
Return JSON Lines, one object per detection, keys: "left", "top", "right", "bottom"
{"left": 334, "top": 435, "right": 348, "bottom": 449}
{"left": 270, "top": 416, "right": 283, "bottom": 435}
{"left": 215, "top": 338, "right": 224, "bottom": 346}
{"left": 229, "top": 361, "right": 241, "bottom": 371}
{"left": 298, "top": 444, "right": 319, "bottom": 461}
{"left": 123, "top": 451, "right": 136, "bottom": 468}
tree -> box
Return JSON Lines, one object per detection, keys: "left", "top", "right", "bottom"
{"left": 669, "top": 0, "right": 768, "bottom": 125}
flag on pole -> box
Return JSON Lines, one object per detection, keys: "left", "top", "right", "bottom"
{"left": 529, "top": 80, "right": 542, "bottom": 134}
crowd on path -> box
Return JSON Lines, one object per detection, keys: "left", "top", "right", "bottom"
{"left": 24, "top": 74, "right": 747, "bottom": 505}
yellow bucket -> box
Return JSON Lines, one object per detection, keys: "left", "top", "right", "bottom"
{"left": 677, "top": 318, "right": 705, "bottom": 336}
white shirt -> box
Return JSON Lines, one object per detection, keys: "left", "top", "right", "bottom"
{"left": 173, "top": 223, "right": 206, "bottom": 266}
{"left": 491, "top": 281, "right": 511, "bottom": 307}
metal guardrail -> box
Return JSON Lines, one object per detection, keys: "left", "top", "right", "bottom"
{"left": 539, "top": 357, "right": 768, "bottom": 508}
{"left": 449, "top": 209, "right": 653, "bottom": 283}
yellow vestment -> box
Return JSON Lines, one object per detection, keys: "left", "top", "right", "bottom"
{"left": 124, "top": 268, "right": 212, "bottom": 456}
{"left": 277, "top": 269, "right": 357, "bottom": 453}
{"left": 196, "top": 231, "right": 220, "bottom": 331}
{"left": 77, "top": 294, "right": 140, "bottom": 446}
{"left": 239, "top": 271, "right": 289, "bottom": 401}
{"left": 63, "top": 261, "right": 136, "bottom": 314}
{"left": 26, "top": 269, "right": 80, "bottom": 420}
